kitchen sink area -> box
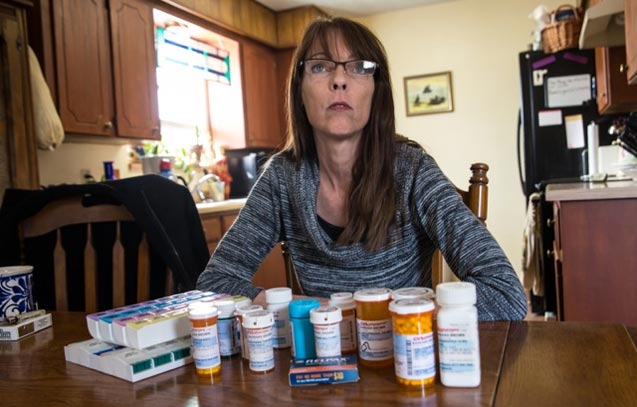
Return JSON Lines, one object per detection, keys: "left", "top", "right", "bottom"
{"left": 196, "top": 198, "right": 246, "bottom": 215}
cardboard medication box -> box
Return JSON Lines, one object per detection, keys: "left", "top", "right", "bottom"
{"left": 0, "top": 312, "right": 52, "bottom": 341}
{"left": 288, "top": 354, "right": 360, "bottom": 386}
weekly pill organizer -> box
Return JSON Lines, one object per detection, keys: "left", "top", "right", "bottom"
{"left": 85, "top": 290, "right": 249, "bottom": 349}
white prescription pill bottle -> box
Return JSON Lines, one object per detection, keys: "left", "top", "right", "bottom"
{"left": 265, "top": 287, "right": 292, "bottom": 349}
{"left": 435, "top": 282, "right": 481, "bottom": 387}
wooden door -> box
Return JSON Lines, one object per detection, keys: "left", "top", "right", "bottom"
{"left": 109, "top": 0, "right": 160, "bottom": 140}
{"left": 242, "top": 41, "right": 282, "bottom": 148}
{"left": 625, "top": 0, "right": 637, "bottom": 85}
{"left": 52, "top": 0, "right": 115, "bottom": 136}
{"left": 0, "top": 2, "right": 39, "bottom": 197}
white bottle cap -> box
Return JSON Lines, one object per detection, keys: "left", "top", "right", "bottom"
{"left": 329, "top": 292, "right": 355, "bottom": 310}
{"left": 233, "top": 296, "right": 252, "bottom": 310}
{"left": 188, "top": 302, "right": 219, "bottom": 319}
{"left": 212, "top": 299, "right": 236, "bottom": 318}
{"left": 265, "top": 287, "right": 293, "bottom": 304}
{"left": 389, "top": 298, "right": 435, "bottom": 315}
{"left": 391, "top": 287, "right": 435, "bottom": 301}
{"left": 234, "top": 304, "right": 263, "bottom": 317}
{"left": 310, "top": 306, "right": 343, "bottom": 325}
{"left": 242, "top": 310, "right": 274, "bottom": 329}
{"left": 353, "top": 288, "right": 392, "bottom": 302}
{"left": 435, "top": 282, "right": 477, "bottom": 306}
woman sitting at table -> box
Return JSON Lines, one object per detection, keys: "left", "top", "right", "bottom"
{"left": 196, "top": 17, "right": 527, "bottom": 321}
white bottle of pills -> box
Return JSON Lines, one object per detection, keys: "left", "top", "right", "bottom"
{"left": 310, "top": 305, "right": 343, "bottom": 358}
{"left": 435, "top": 282, "right": 481, "bottom": 387}
{"left": 265, "top": 287, "right": 292, "bottom": 349}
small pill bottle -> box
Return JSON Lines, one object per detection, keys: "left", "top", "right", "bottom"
{"left": 187, "top": 302, "right": 221, "bottom": 376}
{"left": 436, "top": 282, "right": 481, "bottom": 387}
{"left": 353, "top": 288, "right": 394, "bottom": 367}
{"left": 390, "top": 287, "right": 435, "bottom": 301}
{"left": 329, "top": 292, "right": 357, "bottom": 354}
{"left": 310, "top": 305, "right": 343, "bottom": 358}
{"left": 265, "top": 287, "right": 292, "bottom": 349}
{"left": 213, "top": 299, "right": 240, "bottom": 357}
{"left": 389, "top": 298, "right": 436, "bottom": 388}
{"left": 242, "top": 310, "right": 275, "bottom": 373}
{"left": 289, "top": 299, "right": 320, "bottom": 360}
{"left": 234, "top": 304, "right": 263, "bottom": 361}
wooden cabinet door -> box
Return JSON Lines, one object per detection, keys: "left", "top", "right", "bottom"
{"left": 242, "top": 41, "right": 282, "bottom": 148}
{"left": 52, "top": 0, "right": 115, "bottom": 136}
{"left": 109, "top": 0, "right": 160, "bottom": 140}
{"left": 595, "top": 46, "right": 637, "bottom": 114}
{"left": 0, "top": 2, "right": 39, "bottom": 193}
{"left": 625, "top": 0, "right": 637, "bottom": 85}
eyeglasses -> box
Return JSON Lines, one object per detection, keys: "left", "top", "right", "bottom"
{"left": 300, "top": 59, "right": 378, "bottom": 77}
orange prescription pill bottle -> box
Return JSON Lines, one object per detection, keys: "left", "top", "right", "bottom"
{"left": 329, "top": 292, "right": 357, "bottom": 354}
{"left": 188, "top": 302, "right": 221, "bottom": 376}
{"left": 234, "top": 304, "right": 264, "bottom": 361}
{"left": 353, "top": 288, "right": 393, "bottom": 367}
{"left": 389, "top": 298, "right": 436, "bottom": 388}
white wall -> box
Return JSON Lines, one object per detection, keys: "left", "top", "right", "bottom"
{"left": 359, "top": 0, "right": 570, "bottom": 277}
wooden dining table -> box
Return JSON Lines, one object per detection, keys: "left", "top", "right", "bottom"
{"left": 1, "top": 312, "right": 636, "bottom": 406}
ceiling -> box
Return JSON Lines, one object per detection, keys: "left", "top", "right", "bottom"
{"left": 255, "top": 0, "right": 457, "bottom": 17}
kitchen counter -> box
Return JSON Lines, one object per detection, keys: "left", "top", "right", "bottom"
{"left": 196, "top": 198, "right": 246, "bottom": 214}
{"left": 545, "top": 180, "right": 637, "bottom": 201}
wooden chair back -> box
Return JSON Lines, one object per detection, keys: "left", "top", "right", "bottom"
{"left": 431, "top": 163, "right": 489, "bottom": 288}
{"left": 19, "top": 196, "right": 173, "bottom": 313}
{"left": 282, "top": 162, "right": 489, "bottom": 295}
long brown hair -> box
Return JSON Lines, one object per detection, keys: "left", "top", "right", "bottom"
{"left": 283, "top": 17, "right": 397, "bottom": 251}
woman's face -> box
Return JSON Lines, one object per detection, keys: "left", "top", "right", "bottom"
{"left": 301, "top": 32, "right": 375, "bottom": 143}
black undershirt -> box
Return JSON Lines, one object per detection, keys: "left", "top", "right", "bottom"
{"left": 317, "top": 214, "right": 344, "bottom": 241}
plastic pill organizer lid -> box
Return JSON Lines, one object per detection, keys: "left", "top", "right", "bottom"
{"left": 0, "top": 265, "right": 33, "bottom": 278}
{"left": 212, "top": 299, "right": 236, "bottom": 318}
{"left": 389, "top": 298, "right": 435, "bottom": 314}
{"left": 354, "top": 288, "right": 392, "bottom": 302}
{"left": 265, "top": 287, "right": 293, "bottom": 303}
{"left": 391, "top": 287, "right": 435, "bottom": 300}
{"left": 310, "top": 306, "right": 343, "bottom": 324}
{"left": 188, "top": 302, "right": 219, "bottom": 319}
{"left": 242, "top": 310, "right": 274, "bottom": 328}
{"left": 289, "top": 299, "right": 321, "bottom": 318}
{"left": 435, "top": 282, "right": 477, "bottom": 306}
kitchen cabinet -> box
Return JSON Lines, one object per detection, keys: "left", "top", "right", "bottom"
{"left": 242, "top": 40, "right": 283, "bottom": 148}
{"left": 546, "top": 181, "right": 637, "bottom": 325}
{"left": 31, "top": 0, "right": 159, "bottom": 139}
{"left": 276, "top": 6, "right": 326, "bottom": 48}
{"left": 0, "top": 0, "right": 39, "bottom": 198}
{"left": 200, "top": 209, "right": 287, "bottom": 289}
{"left": 625, "top": 0, "right": 637, "bottom": 84}
{"left": 595, "top": 46, "right": 637, "bottom": 114}
{"left": 165, "top": 0, "right": 278, "bottom": 47}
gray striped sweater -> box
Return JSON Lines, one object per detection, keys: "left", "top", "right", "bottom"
{"left": 196, "top": 143, "right": 527, "bottom": 321}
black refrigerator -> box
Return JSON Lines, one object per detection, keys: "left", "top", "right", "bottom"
{"left": 517, "top": 49, "right": 614, "bottom": 315}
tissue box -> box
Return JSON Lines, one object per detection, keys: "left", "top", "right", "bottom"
{"left": 288, "top": 354, "right": 359, "bottom": 386}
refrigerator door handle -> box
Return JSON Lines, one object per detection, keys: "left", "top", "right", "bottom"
{"left": 517, "top": 108, "right": 526, "bottom": 196}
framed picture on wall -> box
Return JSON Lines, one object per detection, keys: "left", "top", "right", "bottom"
{"left": 403, "top": 71, "right": 454, "bottom": 116}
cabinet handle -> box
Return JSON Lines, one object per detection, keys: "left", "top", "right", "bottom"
{"left": 619, "top": 64, "right": 628, "bottom": 73}
{"left": 152, "top": 127, "right": 159, "bottom": 133}
{"left": 546, "top": 249, "right": 555, "bottom": 258}
{"left": 104, "top": 121, "right": 114, "bottom": 129}
{"left": 546, "top": 218, "right": 555, "bottom": 227}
